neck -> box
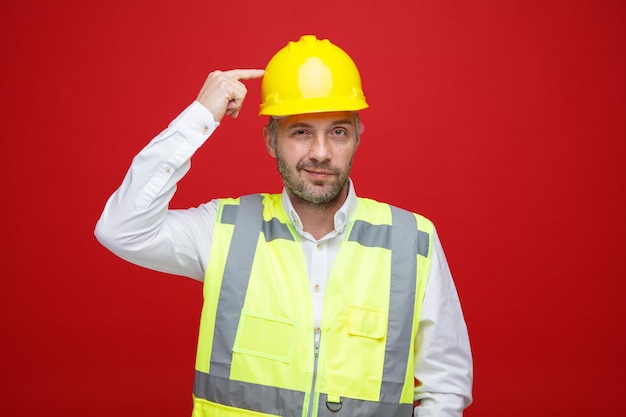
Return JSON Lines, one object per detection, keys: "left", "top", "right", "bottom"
{"left": 288, "top": 186, "right": 349, "bottom": 240}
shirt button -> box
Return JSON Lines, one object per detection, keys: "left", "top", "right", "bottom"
{"left": 314, "top": 284, "right": 321, "bottom": 292}
{"left": 202, "top": 125, "right": 210, "bottom": 135}
{"left": 316, "top": 243, "right": 323, "bottom": 251}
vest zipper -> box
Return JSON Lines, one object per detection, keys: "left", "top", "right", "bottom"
{"left": 307, "top": 334, "right": 321, "bottom": 417}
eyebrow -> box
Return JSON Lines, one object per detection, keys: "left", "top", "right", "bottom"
{"left": 285, "top": 119, "right": 354, "bottom": 129}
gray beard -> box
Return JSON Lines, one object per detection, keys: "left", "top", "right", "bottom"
{"left": 275, "top": 151, "right": 351, "bottom": 206}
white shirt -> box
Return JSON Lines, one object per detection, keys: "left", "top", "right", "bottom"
{"left": 95, "top": 101, "right": 473, "bottom": 416}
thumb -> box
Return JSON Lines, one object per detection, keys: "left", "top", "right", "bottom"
{"left": 225, "top": 99, "right": 242, "bottom": 118}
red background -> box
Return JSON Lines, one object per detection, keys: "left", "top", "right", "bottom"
{"left": 2, "top": 1, "right": 625, "bottom": 416}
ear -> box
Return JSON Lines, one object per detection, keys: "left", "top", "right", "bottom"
{"left": 354, "top": 122, "right": 363, "bottom": 151}
{"left": 263, "top": 126, "right": 277, "bottom": 158}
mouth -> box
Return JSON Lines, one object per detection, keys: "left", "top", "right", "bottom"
{"left": 302, "top": 168, "right": 336, "bottom": 180}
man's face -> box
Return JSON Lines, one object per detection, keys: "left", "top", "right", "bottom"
{"left": 264, "top": 111, "right": 359, "bottom": 206}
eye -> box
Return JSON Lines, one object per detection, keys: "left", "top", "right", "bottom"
{"left": 331, "top": 128, "right": 348, "bottom": 137}
{"left": 290, "top": 129, "right": 310, "bottom": 138}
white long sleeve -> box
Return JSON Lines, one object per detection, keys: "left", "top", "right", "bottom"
{"left": 414, "top": 230, "right": 473, "bottom": 416}
{"left": 95, "top": 101, "right": 220, "bottom": 280}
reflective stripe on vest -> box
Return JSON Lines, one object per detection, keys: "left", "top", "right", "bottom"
{"left": 194, "top": 194, "right": 429, "bottom": 417}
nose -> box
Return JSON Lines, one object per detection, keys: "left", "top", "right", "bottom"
{"left": 309, "top": 133, "right": 331, "bottom": 161}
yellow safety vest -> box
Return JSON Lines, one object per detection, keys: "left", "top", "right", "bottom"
{"left": 192, "top": 193, "right": 433, "bottom": 417}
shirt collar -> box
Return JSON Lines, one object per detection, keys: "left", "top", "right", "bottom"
{"left": 281, "top": 178, "right": 359, "bottom": 238}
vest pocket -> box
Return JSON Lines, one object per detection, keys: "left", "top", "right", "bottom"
{"left": 192, "top": 397, "right": 281, "bottom": 417}
{"left": 233, "top": 310, "right": 297, "bottom": 363}
{"left": 323, "top": 305, "right": 388, "bottom": 399}
{"left": 348, "top": 305, "right": 387, "bottom": 339}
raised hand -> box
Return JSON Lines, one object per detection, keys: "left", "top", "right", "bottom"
{"left": 196, "top": 69, "right": 265, "bottom": 122}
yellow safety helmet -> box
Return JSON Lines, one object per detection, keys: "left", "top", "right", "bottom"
{"left": 259, "top": 35, "right": 368, "bottom": 116}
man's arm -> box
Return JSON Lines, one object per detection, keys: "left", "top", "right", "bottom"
{"left": 94, "top": 70, "right": 264, "bottom": 280}
{"left": 414, "top": 229, "right": 473, "bottom": 416}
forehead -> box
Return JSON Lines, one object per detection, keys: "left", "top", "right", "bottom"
{"left": 279, "top": 111, "right": 356, "bottom": 128}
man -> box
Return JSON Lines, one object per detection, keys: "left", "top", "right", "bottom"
{"left": 95, "top": 35, "right": 473, "bottom": 417}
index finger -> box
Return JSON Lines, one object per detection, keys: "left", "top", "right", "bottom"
{"left": 224, "top": 69, "right": 265, "bottom": 81}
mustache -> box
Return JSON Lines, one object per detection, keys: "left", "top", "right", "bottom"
{"left": 296, "top": 161, "right": 340, "bottom": 174}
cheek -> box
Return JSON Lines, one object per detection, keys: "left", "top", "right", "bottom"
{"left": 281, "top": 142, "right": 308, "bottom": 160}
{"left": 336, "top": 146, "right": 357, "bottom": 165}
